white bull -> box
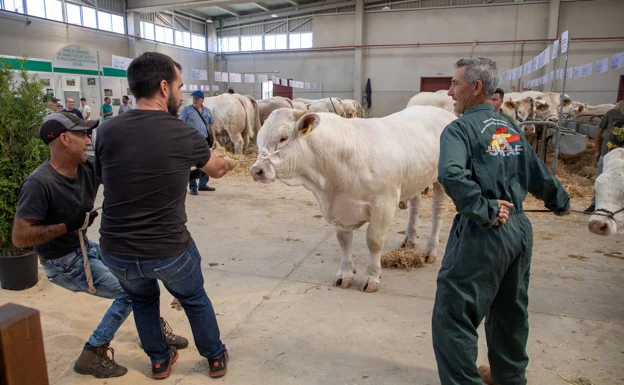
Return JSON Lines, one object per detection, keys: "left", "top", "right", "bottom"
{"left": 250, "top": 106, "right": 455, "bottom": 293}
{"left": 570, "top": 103, "right": 617, "bottom": 124}
{"left": 205, "top": 94, "right": 254, "bottom": 154}
{"left": 258, "top": 96, "right": 293, "bottom": 125}
{"left": 588, "top": 148, "right": 624, "bottom": 236}
{"left": 407, "top": 92, "right": 455, "bottom": 113}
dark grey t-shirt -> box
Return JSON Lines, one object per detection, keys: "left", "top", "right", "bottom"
{"left": 599, "top": 108, "right": 624, "bottom": 155}
{"left": 94, "top": 109, "right": 211, "bottom": 260}
{"left": 15, "top": 158, "right": 99, "bottom": 259}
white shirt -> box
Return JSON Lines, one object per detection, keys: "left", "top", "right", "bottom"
{"left": 80, "top": 105, "right": 92, "bottom": 119}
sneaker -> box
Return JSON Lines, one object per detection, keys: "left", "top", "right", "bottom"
{"left": 477, "top": 365, "right": 499, "bottom": 385}
{"left": 208, "top": 351, "right": 229, "bottom": 378}
{"left": 189, "top": 189, "right": 198, "bottom": 195}
{"left": 584, "top": 204, "right": 595, "bottom": 213}
{"left": 74, "top": 343, "right": 128, "bottom": 378}
{"left": 161, "top": 317, "right": 189, "bottom": 349}
{"left": 152, "top": 346, "right": 179, "bottom": 380}
{"left": 198, "top": 186, "right": 216, "bottom": 191}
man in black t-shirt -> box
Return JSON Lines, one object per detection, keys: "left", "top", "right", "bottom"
{"left": 12, "top": 112, "right": 188, "bottom": 379}
{"left": 62, "top": 97, "right": 84, "bottom": 119}
{"left": 96, "top": 52, "right": 236, "bottom": 380}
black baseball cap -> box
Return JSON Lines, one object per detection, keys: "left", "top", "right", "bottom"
{"left": 39, "top": 112, "right": 99, "bottom": 144}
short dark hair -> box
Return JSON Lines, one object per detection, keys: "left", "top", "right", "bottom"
{"left": 227, "top": 88, "right": 234, "bottom": 94}
{"left": 494, "top": 88, "right": 504, "bottom": 98}
{"left": 122, "top": 95, "right": 129, "bottom": 100}
{"left": 104, "top": 97, "right": 111, "bottom": 102}
{"left": 80, "top": 97, "right": 86, "bottom": 102}
{"left": 127, "top": 52, "right": 182, "bottom": 100}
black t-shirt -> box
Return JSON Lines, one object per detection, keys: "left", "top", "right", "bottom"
{"left": 63, "top": 108, "right": 84, "bottom": 119}
{"left": 15, "top": 158, "right": 99, "bottom": 259}
{"left": 94, "top": 109, "right": 211, "bottom": 260}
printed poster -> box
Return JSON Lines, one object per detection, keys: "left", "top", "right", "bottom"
{"left": 552, "top": 40, "right": 558, "bottom": 59}
{"left": 199, "top": 70, "right": 208, "bottom": 80}
{"left": 191, "top": 69, "right": 200, "bottom": 80}
{"left": 212, "top": 85, "right": 219, "bottom": 91}
{"left": 533, "top": 56, "right": 539, "bottom": 72}
{"left": 230, "top": 73, "right": 241, "bottom": 83}
{"left": 523, "top": 62, "right": 532, "bottom": 76}
{"left": 214, "top": 72, "right": 222, "bottom": 82}
{"left": 574, "top": 66, "right": 582, "bottom": 78}
{"left": 566, "top": 68, "right": 573, "bottom": 79}
{"left": 258, "top": 74, "right": 268, "bottom": 83}
{"left": 244, "top": 74, "right": 255, "bottom": 83}
{"left": 595, "top": 57, "right": 608, "bottom": 74}
{"left": 221, "top": 72, "right": 229, "bottom": 82}
{"left": 561, "top": 30, "right": 569, "bottom": 53}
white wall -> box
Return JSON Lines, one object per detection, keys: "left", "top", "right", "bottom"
{"left": 220, "top": 0, "right": 623, "bottom": 117}
{"left": 0, "top": 12, "right": 214, "bottom": 112}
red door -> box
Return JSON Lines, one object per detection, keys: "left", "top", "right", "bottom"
{"left": 273, "top": 79, "right": 293, "bottom": 99}
{"left": 617, "top": 75, "right": 624, "bottom": 103}
{"left": 420, "top": 77, "right": 452, "bottom": 93}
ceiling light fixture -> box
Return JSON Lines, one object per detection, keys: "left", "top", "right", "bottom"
{"left": 206, "top": 18, "right": 213, "bottom": 23}
{"left": 382, "top": 6, "right": 390, "bottom": 10}
{"left": 271, "top": 13, "right": 278, "bottom": 18}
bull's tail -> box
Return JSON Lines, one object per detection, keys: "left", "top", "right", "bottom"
{"left": 235, "top": 94, "right": 253, "bottom": 140}
{"left": 246, "top": 95, "right": 261, "bottom": 138}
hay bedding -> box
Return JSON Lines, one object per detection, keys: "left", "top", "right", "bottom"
{"left": 381, "top": 245, "right": 427, "bottom": 271}
{"left": 210, "top": 141, "right": 259, "bottom": 178}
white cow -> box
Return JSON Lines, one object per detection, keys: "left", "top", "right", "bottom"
{"left": 407, "top": 92, "right": 455, "bottom": 113}
{"left": 258, "top": 96, "right": 293, "bottom": 124}
{"left": 588, "top": 148, "right": 624, "bottom": 236}
{"left": 250, "top": 106, "right": 455, "bottom": 293}
{"left": 502, "top": 96, "right": 537, "bottom": 134}
{"left": 205, "top": 94, "right": 254, "bottom": 154}
{"left": 293, "top": 97, "right": 346, "bottom": 117}
{"left": 340, "top": 99, "right": 365, "bottom": 118}
{"left": 570, "top": 103, "right": 616, "bottom": 124}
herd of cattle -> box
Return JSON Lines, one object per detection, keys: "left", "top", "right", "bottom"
{"left": 204, "top": 90, "right": 619, "bottom": 155}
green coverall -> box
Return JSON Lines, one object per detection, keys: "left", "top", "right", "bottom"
{"left": 432, "top": 103, "right": 570, "bottom": 385}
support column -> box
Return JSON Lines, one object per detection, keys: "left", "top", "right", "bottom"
{"left": 354, "top": 0, "right": 364, "bottom": 104}
{"left": 126, "top": 11, "right": 141, "bottom": 58}
{"left": 547, "top": 0, "right": 561, "bottom": 40}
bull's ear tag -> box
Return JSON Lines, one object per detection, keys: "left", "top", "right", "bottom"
{"left": 297, "top": 114, "right": 319, "bottom": 136}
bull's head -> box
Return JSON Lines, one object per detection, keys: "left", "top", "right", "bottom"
{"left": 588, "top": 148, "right": 624, "bottom": 236}
{"left": 250, "top": 108, "right": 320, "bottom": 184}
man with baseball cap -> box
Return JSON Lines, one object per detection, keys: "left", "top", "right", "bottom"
{"left": 12, "top": 112, "right": 188, "bottom": 378}
{"left": 179, "top": 90, "right": 217, "bottom": 194}
{"left": 44, "top": 95, "right": 60, "bottom": 114}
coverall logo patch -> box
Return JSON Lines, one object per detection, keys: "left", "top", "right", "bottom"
{"left": 487, "top": 127, "right": 523, "bottom": 156}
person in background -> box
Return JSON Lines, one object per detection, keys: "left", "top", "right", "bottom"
{"left": 118, "top": 95, "right": 133, "bottom": 115}
{"left": 11, "top": 112, "right": 188, "bottom": 379}
{"left": 79, "top": 98, "right": 91, "bottom": 120}
{"left": 213, "top": 91, "right": 219, "bottom": 96}
{"left": 57, "top": 103, "right": 64, "bottom": 112}
{"left": 227, "top": 88, "right": 234, "bottom": 94}
{"left": 491, "top": 88, "right": 515, "bottom": 125}
{"left": 63, "top": 97, "right": 84, "bottom": 119}
{"left": 179, "top": 90, "right": 217, "bottom": 194}
{"left": 96, "top": 51, "right": 236, "bottom": 380}
{"left": 101, "top": 97, "right": 113, "bottom": 121}
{"left": 45, "top": 96, "right": 60, "bottom": 113}
{"left": 432, "top": 57, "right": 570, "bottom": 385}
{"left": 586, "top": 100, "right": 624, "bottom": 213}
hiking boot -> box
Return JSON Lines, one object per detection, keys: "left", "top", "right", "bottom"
{"left": 584, "top": 204, "right": 595, "bottom": 213}
{"left": 74, "top": 343, "right": 128, "bottom": 378}
{"left": 152, "top": 346, "right": 179, "bottom": 380}
{"left": 477, "top": 365, "right": 499, "bottom": 385}
{"left": 161, "top": 317, "right": 189, "bottom": 349}
{"left": 208, "top": 351, "right": 229, "bottom": 378}
{"left": 198, "top": 186, "right": 216, "bottom": 192}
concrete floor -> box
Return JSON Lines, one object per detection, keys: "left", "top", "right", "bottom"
{"left": 2, "top": 176, "right": 623, "bottom": 385}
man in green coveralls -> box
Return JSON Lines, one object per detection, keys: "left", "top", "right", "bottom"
{"left": 432, "top": 57, "right": 572, "bottom": 385}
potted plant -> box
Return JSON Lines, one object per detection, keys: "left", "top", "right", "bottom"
{"left": 0, "top": 58, "right": 50, "bottom": 290}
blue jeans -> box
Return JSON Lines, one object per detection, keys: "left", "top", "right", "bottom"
{"left": 102, "top": 241, "right": 226, "bottom": 365}
{"left": 189, "top": 172, "right": 209, "bottom": 190}
{"left": 40, "top": 241, "right": 133, "bottom": 347}
{"left": 590, "top": 155, "right": 604, "bottom": 206}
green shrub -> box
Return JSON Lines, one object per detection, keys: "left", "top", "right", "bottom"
{"left": 0, "top": 58, "right": 50, "bottom": 256}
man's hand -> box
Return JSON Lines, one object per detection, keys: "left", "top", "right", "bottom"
{"left": 211, "top": 143, "right": 217, "bottom": 150}
{"left": 496, "top": 200, "right": 514, "bottom": 225}
{"left": 223, "top": 157, "right": 237, "bottom": 171}
{"left": 65, "top": 210, "right": 99, "bottom": 232}
{"left": 555, "top": 207, "right": 572, "bottom": 216}
{"left": 595, "top": 151, "right": 601, "bottom": 163}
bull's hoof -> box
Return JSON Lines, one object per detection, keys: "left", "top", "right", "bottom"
{"left": 359, "top": 279, "right": 379, "bottom": 293}
{"left": 170, "top": 298, "right": 183, "bottom": 311}
{"left": 398, "top": 201, "right": 407, "bottom": 210}
{"left": 425, "top": 254, "right": 437, "bottom": 264}
{"left": 334, "top": 277, "right": 354, "bottom": 289}
{"left": 400, "top": 239, "right": 417, "bottom": 249}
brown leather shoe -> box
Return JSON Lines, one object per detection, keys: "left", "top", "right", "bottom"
{"left": 478, "top": 365, "right": 499, "bottom": 385}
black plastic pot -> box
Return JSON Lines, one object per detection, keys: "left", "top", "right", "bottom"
{"left": 0, "top": 251, "right": 39, "bottom": 291}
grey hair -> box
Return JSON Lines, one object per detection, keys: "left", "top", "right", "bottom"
{"left": 455, "top": 57, "right": 499, "bottom": 99}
